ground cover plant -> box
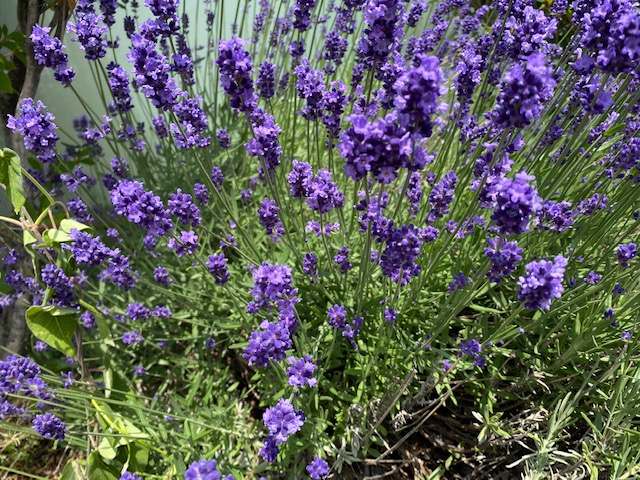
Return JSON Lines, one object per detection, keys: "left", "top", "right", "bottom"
{"left": 1, "top": 0, "right": 640, "bottom": 478}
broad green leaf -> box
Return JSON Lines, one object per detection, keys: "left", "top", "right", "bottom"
{"left": 0, "top": 72, "right": 12, "bottom": 93}
{"left": 59, "top": 218, "right": 92, "bottom": 234}
{"left": 23, "top": 230, "right": 37, "bottom": 246}
{"left": 87, "top": 452, "right": 119, "bottom": 480}
{"left": 59, "top": 459, "right": 86, "bottom": 480}
{"left": 127, "top": 443, "right": 149, "bottom": 472}
{"left": 43, "top": 228, "right": 71, "bottom": 244}
{"left": 97, "top": 437, "right": 118, "bottom": 460}
{"left": 0, "top": 148, "right": 25, "bottom": 214}
{"left": 26, "top": 305, "right": 77, "bottom": 357}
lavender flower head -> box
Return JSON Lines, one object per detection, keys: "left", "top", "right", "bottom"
{"left": 120, "top": 473, "right": 142, "bottom": 480}
{"left": 492, "top": 53, "right": 556, "bottom": 129}
{"left": 248, "top": 263, "right": 297, "bottom": 310}
{"left": 128, "top": 34, "right": 179, "bottom": 111}
{"left": 484, "top": 237, "right": 523, "bottom": 282}
{"left": 287, "top": 355, "right": 318, "bottom": 388}
{"left": 578, "top": 0, "right": 640, "bottom": 75}
{"left": 110, "top": 180, "right": 174, "bottom": 236}
{"left": 307, "top": 457, "right": 330, "bottom": 479}
{"left": 306, "top": 170, "right": 345, "bottom": 213}
{"left": 257, "top": 61, "right": 277, "bottom": 100}
{"left": 394, "top": 54, "right": 445, "bottom": 138}
{"left": 339, "top": 113, "right": 419, "bottom": 184}
{"left": 262, "top": 398, "right": 305, "bottom": 445}
{"left": 427, "top": 170, "right": 458, "bottom": 223}
{"left": 243, "top": 321, "right": 292, "bottom": 367}
{"left": 184, "top": 459, "right": 223, "bottom": 480}
{"left": 216, "top": 37, "right": 258, "bottom": 113}
{"left": 7, "top": 98, "right": 59, "bottom": 163}
{"left": 357, "top": 0, "right": 404, "bottom": 67}
{"left": 168, "top": 189, "right": 202, "bottom": 227}
{"left": 617, "top": 242, "right": 637, "bottom": 267}
{"left": 258, "top": 197, "right": 285, "bottom": 242}
{"left": 491, "top": 170, "right": 543, "bottom": 235}
{"left": 207, "top": 253, "right": 231, "bottom": 285}
{"left": 31, "top": 24, "right": 75, "bottom": 84}
{"left": 167, "top": 230, "right": 198, "bottom": 257}
{"left": 518, "top": 255, "right": 568, "bottom": 310}
{"left": 68, "top": 1, "right": 108, "bottom": 61}
{"left": 32, "top": 413, "right": 66, "bottom": 441}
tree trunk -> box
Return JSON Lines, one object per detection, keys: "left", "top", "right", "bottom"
{"left": 0, "top": 0, "right": 52, "bottom": 357}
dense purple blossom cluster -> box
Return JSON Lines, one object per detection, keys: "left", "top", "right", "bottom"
{"left": 357, "top": 0, "right": 404, "bottom": 68}
{"left": 578, "top": 0, "right": 640, "bottom": 74}
{"left": 258, "top": 197, "right": 285, "bottom": 242}
{"left": 518, "top": 255, "right": 568, "bottom": 310}
{"left": 184, "top": 458, "right": 233, "bottom": 480}
{"left": 110, "top": 180, "right": 174, "bottom": 236}
{"left": 492, "top": 53, "right": 556, "bottom": 129}
{"left": 306, "top": 457, "right": 330, "bottom": 479}
{"left": 491, "top": 171, "right": 542, "bottom": 235}
{"left": 32, "top": 413, "right": 67, "bottom": 441}
{"left": 261, "top": 398, "right": 305, "bottom": 461}
{"left": 68, "top": 0, "right": 108, "bottom": 60}
{"left": 207, "top": 253, "right": 230, "bottom": 285}
{"left": 287, "top": 355, "right": 318, "bottom": 388}
{"left": 339, "top": 113, "right": 421, "bottom": 183}
{"left": 257, "top": 61, "right": 277, "bottom": 100}
{"left": 217, "top": 37, "right": 258, "bottom": 113}
{"left": 1, "top": 355, "right": 66, "bottom": 440}
{"left": 168, "top": 189, "right": 201, "bottom": 227}
{"left": 394, "top": 55, "right": 445, "bottom": 137}
{"left": 484, "top": 237, "right": 523, "bottom": 283}
{"left": 7, "top": 99, "right": 59, "bottom": 163}
{"left": 31, "top": 24, "right": 75, "bottom": 84}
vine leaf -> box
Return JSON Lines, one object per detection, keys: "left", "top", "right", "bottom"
{"left": 0, "top": 148, "right": 25, "bottom": 214}
{"left": 26, "top": 305, "right": 77, "bottom": 357}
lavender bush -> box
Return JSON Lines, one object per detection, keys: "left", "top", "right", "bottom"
{"left": 1, "top": 0, "right": 640, "bottom": 478}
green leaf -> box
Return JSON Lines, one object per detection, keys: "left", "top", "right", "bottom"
{"left": 7, "top": 31, "right": 26, "bottom": 43}
{"left": 26, "top": 306, "right": 77, "bottom": 357}
{"left": 127, "top": 443, "right": 149, "bottom": 472}
{"left": 59, "top": 459, "right": 87, "bottom": 480}
{"left": 43, "top": 229, "right": 71, "bottom": 244}
{"left": 87, "top": 452, "right": 119, "bottom": 480}
{"left": 59, "top": 218, "right": 92, "bottom": 235}
{"left": 0, "top": 72, "right": 12, "bottom": 93}
{"left": 604, "top": 123, "right": 625, "bottom": 137}
{"left": 97, "top": 437, "right": 118, "bottom": 460}
{"left": 23, "top": 230, "right": 37, "bottom": 246}
{"left": 0, "top": 148, "right": 26, "bottom": 214}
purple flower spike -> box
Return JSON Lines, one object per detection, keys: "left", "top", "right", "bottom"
{"left": 307, "top": 456, "right": 330, "bottom": 479}
{"left": 7, "top": 99, "right": 59, "bottom": 164}
{"left": 617, "top": 243, "right": 637, "bottom": 268}
{"left": 32, "top": 413, "right": 66, "bottom": 441}
{"left": 287, "top": 355, "right": 318, "bottom": 388}
{"left": 262, "top": 398, "right": 305, "bottom": 445}
{"left": 492, "top": 53, "right": 555, "bottom": 129}
{"left": 31, "top": 24, "right": 75, "bottom": 84}
{"left": 394, "top": 54, "right": 445, "bottom": 138}
{"left": 491, "top": 170, "right": 542, "bottom": 235}
{"left": 184, "top": 458, "right": 222, "bottom": 480}
{"left": 518, "top": 255, "right": 568, "bottom": 310}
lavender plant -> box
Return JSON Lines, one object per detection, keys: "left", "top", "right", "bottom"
{"left": 1, "top": 0, "right": 640, "bottom": 478}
